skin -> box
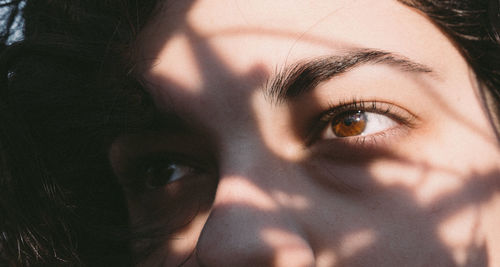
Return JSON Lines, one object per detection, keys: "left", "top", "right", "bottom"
{"left": 109, "top": 0, "right": 500, "bottom": 266}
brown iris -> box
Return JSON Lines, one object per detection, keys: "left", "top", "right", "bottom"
{"left": 332, "top": 111, "right": 367, "bottom": 137}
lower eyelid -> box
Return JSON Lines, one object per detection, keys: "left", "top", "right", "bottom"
{"left": 306, "top": 100, "right": 418, "bottom": 144}
{"left": 306, "top": 122, "right": 411, "bottom": 160}
{"left": 332, "top": 124, "right": 409, "bottom": 148}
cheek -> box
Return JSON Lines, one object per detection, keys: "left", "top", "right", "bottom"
{"left": 302, "top": 105, "right": 500, "bottom": 262}
{"left": 367, "top": 123, "right": 500, "bottom": 207}
{"left": 360, "top": 120, "right": 500, "bottom": 263}
{"left": 366, "top": 87, "right": 500, "bottom": 196}
{"left": 368, "top": 158, "right": 466, "bottom": 205}
{"left": 126, "top": 173, "right": 217, "bottom": 262}
{"left": 296, "top": 161, "right": 453, "bottom": 266}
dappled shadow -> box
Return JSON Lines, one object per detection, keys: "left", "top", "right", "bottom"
{"left": 112, "top": 1, "right": 500, "bottom": 266}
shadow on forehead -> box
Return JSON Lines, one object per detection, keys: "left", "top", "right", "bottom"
{"left": 124, "top": 6, "right": 500, "bottom": 266}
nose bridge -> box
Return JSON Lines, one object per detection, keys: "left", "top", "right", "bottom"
{"left": 194, "top": 143, "right": 315, "bottom": 267}
{"left": 211, "top": 137, "right": 289, "bottom": 214}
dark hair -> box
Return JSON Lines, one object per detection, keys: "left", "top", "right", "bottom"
{"left": 0, "top": 0, "right": 499, "bottom": 266}
{"left": 0, "top": 1, "right": 161, "bottom": 265}
{"left": 401, "top": 0, "right": 500, "bottom": 137}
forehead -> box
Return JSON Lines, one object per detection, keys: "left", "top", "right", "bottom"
{"left": 138, "top": 0, "right": 451, "bottom": 71}
{"left": 135, "top": 0, "right": 465, "bottom": 133}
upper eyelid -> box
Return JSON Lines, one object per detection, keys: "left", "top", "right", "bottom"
{"left": 117, "top": 153, "right": 214, "bottom": 191}
{"left": 320, "top": 101, "right": 418, "bottom": 124}
{"left": 113, "top": 145, "right": 214, "bottom": 183}
{"left": 305, "top": 100, "right": 417, "bottom": 145}
{"left": 133, "top": 153, "right": 212, "bottom": 173}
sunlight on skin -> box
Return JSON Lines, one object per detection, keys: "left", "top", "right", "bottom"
{"left": 369, "top": 157, "right": 500, "bottom": 266}
{"left": 214, "top": 176, "right": 278, "bottom": 211}
{"left": 368, "top": 134, "right": 500, "bottom": 262}
{"left": 250, "top": 90, "right": 306, "bottom": 161}
{"left": 167, "top": 212, "right": 210, "bottom": 255}
{"left": 482, "top": 193, "right": 500, "bottom": 265}
{"left": 272, "top": 190, "right": 310, "bottom": 210}
{"left": 438, "top": 205, "right": 482, "bottom": 265}
{"left": 369, "top": 159, "right": 465, "bottom": 205}
{"left": 338, "top": 229, "right": 377, "bottom": 258}
{"left": 134, "top": 211, "right": 212, "bottom": 267}
{"left": 147, "top": 33, "right": 204, "bottom": 94}
{"left": 135, "top": 211, "right": 213, "bottom": 266}
{"left": 260, "top": 228, "right": 316, "bottom": 267}
{"left": 260, "top": 228, "right": 376, "bottom": 266}
{"left": 186, "top": 0, "right": 354, "bottom": 61}
{"left": 314, "top": 251, "right": 337, "bottom": 267}
{"left": 178, "top": 0, "right": 362, "bottom": 79}
{"left": 367, "top": 81, "right": 500, "bottom": 203}
{"left": 128, "top": 0, "right": 500, "bottom": 265}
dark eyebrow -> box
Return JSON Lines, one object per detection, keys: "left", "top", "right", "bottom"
{"left": 265, "top": 49, "right": 434, "bottom": 104}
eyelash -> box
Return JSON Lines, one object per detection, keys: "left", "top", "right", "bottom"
{"left": 122, "top": 154, "right": 206, "bottom": 192}
{"left": 306, "top": 99, "right": 417, "bottom": 146}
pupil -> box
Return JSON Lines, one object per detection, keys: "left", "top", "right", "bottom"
{"left": 343, "top": 111, "right": 362, "bottom": 126}
{"left": 332, "top": 111, "right": 367, "bottom": 137}
{"left": 343, "top": 117, "right": 354, "bottom": 126}
{"left": 147, "top": 165, "right": 175, "bottom": 188}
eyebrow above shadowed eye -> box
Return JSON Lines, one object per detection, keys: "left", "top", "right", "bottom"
{"left": 264, "top": 49, "right": 435, "bottom": 104}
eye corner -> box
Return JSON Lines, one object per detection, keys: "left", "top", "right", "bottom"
{"left": 115, "top": 151, "right": 216, "bottom": 194}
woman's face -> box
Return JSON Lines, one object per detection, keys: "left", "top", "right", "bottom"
{"left": 110, "top": 0, "right": 500, "bottom": 266}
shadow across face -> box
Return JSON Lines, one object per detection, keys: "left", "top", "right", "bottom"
{"left": 111, "top": 0, "right": 500, "bottom": 266}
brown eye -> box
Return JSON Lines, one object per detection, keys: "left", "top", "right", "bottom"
{"left": 145, "top": 163, "right": 195, "bottom": 189}
{"left": 312, "top": 101, "right": 413, "bottom": 144}
{"left": 332, "top": 111, "right": 367, "bottom": 137}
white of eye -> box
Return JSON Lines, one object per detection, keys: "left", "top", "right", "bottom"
{"left": 323, "top": 111, "right": 398, "bottom": 139}
{"left": 167, "top": 164, "right": 194, "bottom": 182}
{"left": 146, "top": 163, "right": 195, "bottom": 188}
{"left": 361, "top": 112, "right": 398, "bottom": 135}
